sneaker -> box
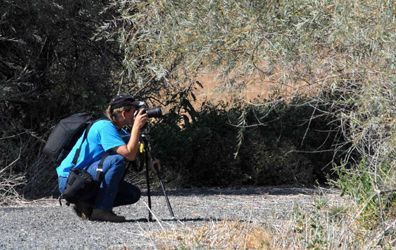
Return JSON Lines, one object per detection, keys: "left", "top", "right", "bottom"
{"left": 72, "top": 201, "right": 93, "bottom": 220}
{"left": 90, "top": 209, "right": 126, "bottom": 222}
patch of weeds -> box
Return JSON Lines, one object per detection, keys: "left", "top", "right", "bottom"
{"left": 335, "top": 160, "right": 396, "bottom": 229}
{"left": 328, "top": 205, "right": 349, "bottom": 222}
{"left": 314, "top": 196, "right": 328, "bottom": 210}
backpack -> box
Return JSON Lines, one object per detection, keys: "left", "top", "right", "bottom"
{"left": 44, "top": 112, "right": 109, "bottom": 206}
{"left": 43, "top": 112, "right": 95, "bottom": 166}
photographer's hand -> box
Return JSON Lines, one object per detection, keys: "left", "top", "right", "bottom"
{"left": 151, "top": 159, "right": 161, "bottom": 172}
{"left": 115, "top": 109, "right": 147, "bottom": 161}
{"left": 133, "top": 109, "right": 148, "bottom": 129}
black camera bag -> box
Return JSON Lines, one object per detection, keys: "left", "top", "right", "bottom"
{"left": 60, "top": 154, "right": 108, "bottom": 206}
{"left": 63, "top": 168, "right": 98, "bottom": 204}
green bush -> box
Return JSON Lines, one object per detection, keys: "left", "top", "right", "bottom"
{"left": 239, "top": 97, "right": 344, "bottom": 186}
{"left": 151, "top": 103, "right": 241, "bottom": 187}
{"left": 150, "top": 97, "right": 344, "bottom": 187}
{"left": 335, "top": 159, "right": 396, "bottom": 229}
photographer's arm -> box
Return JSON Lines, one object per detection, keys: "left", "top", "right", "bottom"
{"left": 115, "top": 109, "right": 147, "bottom": 161}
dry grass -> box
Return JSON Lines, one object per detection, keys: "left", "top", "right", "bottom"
{"left": 149, "top": 220, "right": 272, "bottom": 249}
{"left": 0, "top": 153, "right": 25, "bottom": 205}
{"left": 0, "top": 174, "right": 25, "bottom": 205}
{"left": 273, "top": 197, "right": 393, "bottom": 249}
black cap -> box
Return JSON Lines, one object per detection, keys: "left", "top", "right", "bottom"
{"left": 109, "top": 94, "right": 140, "bottom": 109}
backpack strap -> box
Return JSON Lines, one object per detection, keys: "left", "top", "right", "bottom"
{"left": 70, "top": 117, "right": 110, "bottom": 165}
{"left": 95, "top": 151, "right": 109, "bottom": 183}
{"left": 72, "top": 122, "right": 95, "bottom": 166}
{"left": 71, "top": 119, "right": 110, "bottom": 183}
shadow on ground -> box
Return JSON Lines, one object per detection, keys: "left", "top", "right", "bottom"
{"left": 142, "top": 186, "right": 335, "bottom": 197}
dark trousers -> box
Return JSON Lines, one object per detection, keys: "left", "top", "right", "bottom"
{"left": 58, "top": 155, "right": 141, "bottom": 210}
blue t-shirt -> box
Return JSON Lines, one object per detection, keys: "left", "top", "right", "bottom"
{"left": 56, "top": 120, "right": 129, "bottom": 177}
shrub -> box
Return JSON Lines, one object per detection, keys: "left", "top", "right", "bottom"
{"left": 150, "top": 97, "right": 343, "bottom": 187}
{"left": 0, "top": 0, "right": 119, "bottom": 199}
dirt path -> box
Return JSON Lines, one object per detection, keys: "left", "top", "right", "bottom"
{"left": 0, "top": 187, "right": 342, "bottom": 249}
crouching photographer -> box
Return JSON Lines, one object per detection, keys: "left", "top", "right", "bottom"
{"left": 56, "top": 94, "right": 151, "bottom": 222}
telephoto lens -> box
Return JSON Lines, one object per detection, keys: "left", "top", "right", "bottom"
{"left": 145, "top": 107, "right": 162, "bottom": 118}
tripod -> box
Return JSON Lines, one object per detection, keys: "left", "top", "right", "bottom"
{"left": 139, "top": 132, "right": 175, "bottom": 222}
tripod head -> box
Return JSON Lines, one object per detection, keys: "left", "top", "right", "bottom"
{"left": 125, "top": 126, "right": 152, "bottom": 173}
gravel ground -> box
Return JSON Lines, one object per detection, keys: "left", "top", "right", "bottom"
{"left": 0, "top": 187, "right": 342, "bottom": 249}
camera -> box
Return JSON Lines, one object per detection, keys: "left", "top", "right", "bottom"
{"left": 135, "top": 101, "right": 162, "bottom": 118}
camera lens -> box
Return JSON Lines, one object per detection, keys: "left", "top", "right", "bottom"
{"left": 145, "top": 107, "right": 162, "bottom": 118}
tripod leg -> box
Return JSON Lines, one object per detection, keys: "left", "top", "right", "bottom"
{"left": 159, "top": 178, "right": 175, "bottom": 218}
{"left": 153, "top": 166, "right": 175, "bottom": 218}
{"left": 145, "top": 152, "right": 153, "bottom": 222}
